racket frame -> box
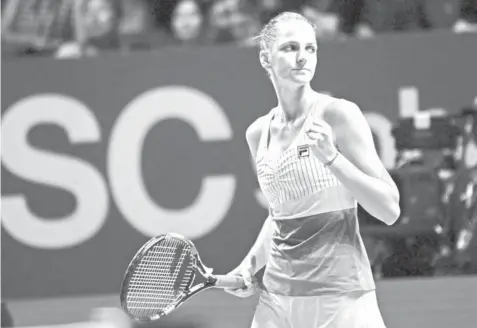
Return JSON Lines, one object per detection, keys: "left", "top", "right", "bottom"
{"left": 120, "top": 233, "right": 224, "bottom": 322}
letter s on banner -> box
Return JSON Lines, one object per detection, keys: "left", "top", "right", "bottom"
{"left": 1, "top": 94, "right": 109, "bottom": 249}
{"left": 108, "top": 86, "right": 236, "bottom": 239}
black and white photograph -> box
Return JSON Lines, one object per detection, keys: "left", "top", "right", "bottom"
{"left": 1, "top": 1, "right": 477, "bottom": 328}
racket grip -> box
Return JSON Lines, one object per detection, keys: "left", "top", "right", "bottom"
{"left": 214, "top": 275, "right": 246, "bottom": 289}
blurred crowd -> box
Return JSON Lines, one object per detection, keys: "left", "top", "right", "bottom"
{"left": 1, "top": 0, "right": 477, "bottom": 59}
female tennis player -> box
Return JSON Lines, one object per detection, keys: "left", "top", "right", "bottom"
{"left": 225, "top": 12, "right": 400, "bottom": 328}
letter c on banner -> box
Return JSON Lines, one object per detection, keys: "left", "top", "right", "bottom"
{"left": 108, "top": 86, "right": 236, "bottom": 239}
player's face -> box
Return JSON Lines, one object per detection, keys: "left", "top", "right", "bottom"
{"left": 269, "top": 20, "right": 318, "bottom": 85}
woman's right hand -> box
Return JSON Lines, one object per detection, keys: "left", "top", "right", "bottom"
{"left": 224, "top": 260, "right": 260, "bottom": 298}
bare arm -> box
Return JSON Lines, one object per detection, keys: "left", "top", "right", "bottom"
{"left": 238, "top": 116, "right": 274, "bottom": 274}
{"left": 240, "top": 213, "right": 274, "bottom": 274}
{"left": 325, "top": 100, "right": 400, "bottom": 225}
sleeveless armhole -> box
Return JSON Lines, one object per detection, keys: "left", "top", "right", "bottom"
{"left": 255, "top": 109, "right": 277, "bottom": 162}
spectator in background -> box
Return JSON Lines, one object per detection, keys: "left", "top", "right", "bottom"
{"left": 336, "top": 0, "right": 369, "bottom": 37}
{"left": 149, "top": 0, "right": 208, "bottom": 47}
{"left": 207, "top": 0, "right": 261, "bottom": 45}
{"left": 170, "top": 0, "right": 207, "bottom": 44}
{"left": 227, "top": 9, "right": 262, "bottom": 46}
{"left": 338, "top": 0, "right": 431, "bottom": 38}
{"left": 454, "top": 0, "right": 477, "bottom": 33}
{"left": 55, "top": 0, "right": 123, "bottom": 59}
{"left": 257, "top": 0, "right": 302, "bottom": 23}
{"left": 207, "top": 0, "right": 245, "bottom": 43}
{"left": 300, "top": 0, "right": 343, "bottom": 41}
{"left": 420, "top": 0, "right": 460, "bottom": 30}
{"left": 119, "top": 0, "right": 152, "bottom": 50}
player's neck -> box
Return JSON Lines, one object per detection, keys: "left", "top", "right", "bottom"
{"left": 275, "top": 84, "right": 315, "bottom": 122}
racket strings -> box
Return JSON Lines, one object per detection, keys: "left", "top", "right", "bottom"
{"left": 126, "top": 238, "right": 195, "bottom": 318}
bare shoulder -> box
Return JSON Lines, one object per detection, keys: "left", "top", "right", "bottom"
{"left": 322, "top": 97, "right": 362, "bottom": 127}
{"left": 246, "top": 115, "right": 268, "bottom": 142}
{"left": 245, "top": 114, "right": 269, "bottom": 159}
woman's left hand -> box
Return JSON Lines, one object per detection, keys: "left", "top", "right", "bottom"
{"left": 305, "top": 119, "right": 338, "bottom": 164}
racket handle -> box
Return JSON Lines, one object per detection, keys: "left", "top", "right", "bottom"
{"left": 214, "top": 275, "right": 246, "bottom": 289}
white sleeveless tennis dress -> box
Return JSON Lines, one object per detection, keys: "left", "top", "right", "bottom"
{"left": 251, "top": 94, "right": 386, "bottom": 328}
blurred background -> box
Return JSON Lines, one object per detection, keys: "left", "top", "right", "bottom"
{"left": 1, "top": 0, "right": 477, "bottom": 328}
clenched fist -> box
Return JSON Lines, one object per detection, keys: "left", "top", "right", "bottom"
{"left": 305, "top": 119, "right": 339, "bottom": 164}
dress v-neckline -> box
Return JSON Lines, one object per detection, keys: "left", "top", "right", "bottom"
{"left": 264, "top": 103, "right": 316, "bottom": 161}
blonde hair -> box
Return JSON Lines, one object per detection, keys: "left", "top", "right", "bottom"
{"left": 254, "top": 12, "right": 316, "bottom": 51}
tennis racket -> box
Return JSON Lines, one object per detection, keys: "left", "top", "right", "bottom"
{"left": 120, "top": 233, "right": 245, "bottom": 322}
